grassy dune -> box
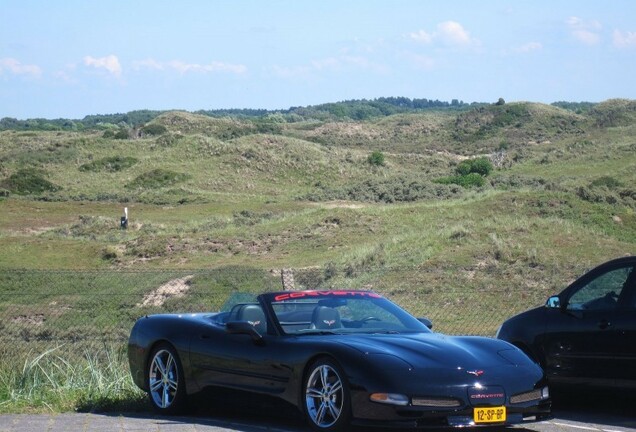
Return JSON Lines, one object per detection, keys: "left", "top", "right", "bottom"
{"left": 0, "top": 100, "right": 635, "bottom": 412}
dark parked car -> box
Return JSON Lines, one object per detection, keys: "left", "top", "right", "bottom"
{"left": 129, "top": 290, "right": 550, "bottom": 430}
{"left": 497, "top": 256, "right": 636, "bottom": 389}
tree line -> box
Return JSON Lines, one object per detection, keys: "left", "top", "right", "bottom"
{"left": 0, "top": 98, "right": 598, "bottom": 131}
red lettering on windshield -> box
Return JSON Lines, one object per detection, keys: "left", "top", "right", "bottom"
{"left": 273, "top": 291, "right": 382, "bottom": 302}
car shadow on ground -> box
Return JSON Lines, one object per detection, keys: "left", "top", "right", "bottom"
{"left": 551, "top": 387, "right": 636, "bottom": 429}
{"left": 93, "top": 393, "right": 312, "bottom": 432}
{"left": 92, "top": 388, "right": 636, "bottom": 432}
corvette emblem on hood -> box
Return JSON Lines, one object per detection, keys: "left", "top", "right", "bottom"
{"left": 467, "top": 370, "right": 484, "bottom": 377}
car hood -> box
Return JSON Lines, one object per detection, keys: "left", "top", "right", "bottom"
{"left": 335, "top": 332, "right": 523, "bottom": 370}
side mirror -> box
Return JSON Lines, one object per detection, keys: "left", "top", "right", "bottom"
{"left": 226, "top": 321, "right": 264, "bottom": 344}
{"left": 417, "top": 317, "right": 433, "bottom": 329}
{"left": 545, "top": 295, "right": 561, "bottom": 309}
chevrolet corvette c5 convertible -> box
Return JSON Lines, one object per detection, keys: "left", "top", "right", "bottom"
{"left": 128, "top": 290, "right": 551, "bottom": 430}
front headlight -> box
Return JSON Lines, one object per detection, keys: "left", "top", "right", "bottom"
{"left": 370, "top": 393, "right": 409, "bottom": 406}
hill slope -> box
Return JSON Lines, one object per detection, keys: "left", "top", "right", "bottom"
{"left": 0, "top": 99, "right": 634, "bottom": 294}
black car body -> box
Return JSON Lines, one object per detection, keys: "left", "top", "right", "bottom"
{"left": 129, "top": 290, "right": 550, "bottom": 430}
{"left": 497, "top": 256, "right": 636, "bottom": 389}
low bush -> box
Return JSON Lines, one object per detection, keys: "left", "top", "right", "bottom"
{"left": 490, "top": 175, "right": 555, "bottom": 190}
{"left": 303, "top": 177, "right": 464, "bottom": 203}
{"left": 436, "top": 173, "right": 485, "bottom": 188}
{"left": 367, "top": 151, "right": 385, "bottom": 166}
{"left": 126, "top": 169, "right": 191, "bottom": 190}
{"left": 232, "top": 210, "right": 275, "bottom": 226}
{"left": 79, "top": 156, "right": 139, "bottom": 173}
{"left": 590, "top": 176, "right": 623, "bottom": 189}
{"left": 455, "top": 157, "right": 493, "bottom": 176}
{"left": 0, "top": 168, "right": 61, "bottom": 195}
{"left": 141, "top": 124, "right": 168, "bottom": 136}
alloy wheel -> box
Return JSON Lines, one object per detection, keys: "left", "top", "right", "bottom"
{"left": 149, "top": 349, "right": 179, "bottom": 409}
{"left": 305, "top": 363, "right": 344, "bottom": 428}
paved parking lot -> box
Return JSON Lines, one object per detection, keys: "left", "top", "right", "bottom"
{"left": 1, "top": 391, "right": 634, "bottom": 432}
{"left": 1, "top": 409, "right": 635, "bottom": 432}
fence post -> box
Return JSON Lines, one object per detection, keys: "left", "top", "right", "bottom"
{"left": 281, "top": 268, "right": 295, "bottom": 291}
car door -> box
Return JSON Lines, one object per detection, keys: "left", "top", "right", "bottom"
{"left": 541, "top": 263, "right": 634, "bottom": 386}
{"left": 190, "top": 311, "right": 292, "bottom": 394}
{"left": 612, "top": 269, "right": 636, "bottom": 386}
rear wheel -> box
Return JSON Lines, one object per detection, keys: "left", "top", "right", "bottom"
{"left": 303, "top": 358, "right": 351, "bottom": 432}
{"left": 147, "top": 343, "right": 186, "bottom": 414}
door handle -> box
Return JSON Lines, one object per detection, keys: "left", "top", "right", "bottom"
{"left": 597, "top": 320, "right": 611, "bottom": 330}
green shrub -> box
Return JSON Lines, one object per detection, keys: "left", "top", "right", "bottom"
{"left": 232, "top": 210, "right": 275, "bottom": 226}
{"left": 590, "top": 176, "right": 623, "bottom": 189}
{"left": 0, "top": 168, "right": 61, "bottom": 195}
{"left": 154, "top": 132, "right": 184, "bottom": 147}
{"left": 79, "top": 156, "right": 139, "bottom": 173}
{"left": 126, "top": 169, "right": 191, "bottom": 190}
{"left": 113, "top": 128, "right": 129, "bottom": 140}
{"left": 456, "top": 160, "right": 472, "bottom": 176}
{"left": 490, "top": 175, "right": 554, "bottom": 190}
{"left": 141, "top": 124, "right": 168, "bottom": 136}
{"left": 302, "top": 177, "right": 463, "bottom": 203}
{"left": 455, "top": 157, "right": 493, "bottom": 176}
{"left": 436, "top": 173, "right": 485, "bottom": 188}
{"left": 470, "top": 157, "right": 494, "bottom": 176}
{"left": 367, "top": 151, "right": 385, "bottom": 166}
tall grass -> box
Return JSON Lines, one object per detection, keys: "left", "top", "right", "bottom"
{"left": 0, "top": 344, "right": 145, "bottom": 414}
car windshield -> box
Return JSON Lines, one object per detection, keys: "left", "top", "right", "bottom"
{"left": 264, "top": 291, "right": 431, "bottom": 335}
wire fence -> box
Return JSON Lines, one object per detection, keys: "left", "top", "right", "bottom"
{"left": 0, "top": 267, "right": 552, "bottom": 357}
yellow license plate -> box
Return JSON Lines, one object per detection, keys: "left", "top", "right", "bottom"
{"left": 474, "top": 406, "right": 506, "bottom": 424}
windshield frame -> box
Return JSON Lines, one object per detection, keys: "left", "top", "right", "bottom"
{"left": 259, "top": 290, "right": 431, "bottom": 336}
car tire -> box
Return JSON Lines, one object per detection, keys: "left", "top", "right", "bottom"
{"left": 303, "top": 358, "right": 351, "bottom": 432}
{"left": 147, "top": 343, "right": 187, "bottom": 414}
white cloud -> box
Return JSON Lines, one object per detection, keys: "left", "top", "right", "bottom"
{"left": 132, "top": 58, "right": 164, "bottom": 71}
{"left": 613, "top": 30, "right": 636, "bottom": 48}
{"left": 437, "top": 21, "right": 472, "bottom": 46}
{"left": 572, "top": 29, "right": 600, "bottom": 45}
{"left": 408, "top": 30, "right": 434, "bottom": 44}
{"left": 83, "top": 55, "right": 122, "bottom": 77}
{"left": 0, "top": 58, "right": 42, "bottom": 78}
{"left": 407, "top": 21, "right": 476, "bottom": 47}
{"left": 515, "top": 42, "right": 543, "bottom": 53}
{"left": 566, "top": 16, "right": 602, "bottom": 46}
{"left": 133, "top": 58, "right": 247, "bottom": 75}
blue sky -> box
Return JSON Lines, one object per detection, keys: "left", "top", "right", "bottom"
{"left": 2, "top": 0, "right": 636, "bottom": 119}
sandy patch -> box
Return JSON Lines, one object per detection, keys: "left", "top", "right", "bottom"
{"left": 138, "top": 275, "right": 193, "bottom": 307}
{"left": 313, "top": 201, "right": 367, "bottom": 209}
{"left": 11, "top": 314, "right": 45, "bottom": 326}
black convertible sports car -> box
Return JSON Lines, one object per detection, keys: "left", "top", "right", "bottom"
{"left": 497, "top": 256, "right": 636, "bottom": 389}
{"left": 128, "top": 290, "right": 551, "bottom": 430}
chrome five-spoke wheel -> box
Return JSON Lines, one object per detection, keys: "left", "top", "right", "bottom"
{"left": 304, "top": 359, "right": 350, "bottom": 431}
{"left": 147, "top": 344, "right": 185, "bottom": 414}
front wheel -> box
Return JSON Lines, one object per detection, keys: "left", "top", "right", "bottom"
{"left": 147, "top": 343, "right": 187, "bottom": 414}
{"left": 303, "top": 358, "right": 351, "bottom": 432}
